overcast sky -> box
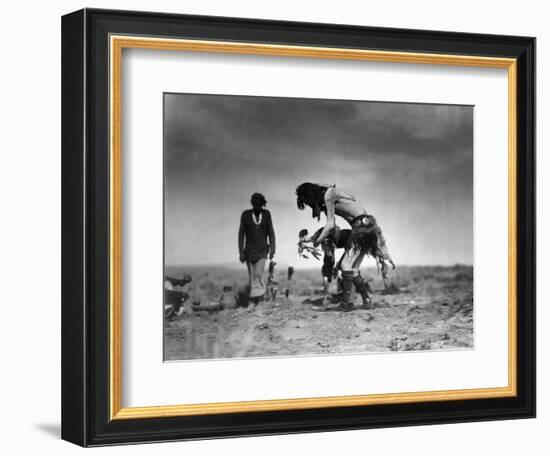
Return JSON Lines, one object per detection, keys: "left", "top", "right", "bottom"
{"left": 164, "top": 93, "right": 473, "bottom": 268}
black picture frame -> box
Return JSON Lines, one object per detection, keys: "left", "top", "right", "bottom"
{"left": 62, "top": 8, "right": 535, "bottom": 447}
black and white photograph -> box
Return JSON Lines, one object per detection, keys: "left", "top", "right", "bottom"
{"left": 163, "top": 93, "right": 474, "bottom": 361}
{"left": 52, "top": 3, "right": 539, "bottom": 449}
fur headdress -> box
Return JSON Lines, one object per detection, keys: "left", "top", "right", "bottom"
{"left": 295, "top": 182, "right": 329, "bottom": 220}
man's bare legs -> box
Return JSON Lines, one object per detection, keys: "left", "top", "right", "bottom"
{"left": 338, "top": 243, "right": 372, "bottom": 310}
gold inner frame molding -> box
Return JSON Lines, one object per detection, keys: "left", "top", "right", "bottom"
{"left": 109, "top": 35, "right": 517, "bottom": 420}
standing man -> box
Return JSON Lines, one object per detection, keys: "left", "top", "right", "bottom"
{"left": 296, "top": 182, "right": 394, "bottom": 311}
{"left": 238, "top": 192, "right": 276, "bottom": 303}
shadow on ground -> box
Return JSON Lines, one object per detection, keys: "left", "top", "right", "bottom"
{"left": 34, "top": 423, "right": 60, "bottom": 439}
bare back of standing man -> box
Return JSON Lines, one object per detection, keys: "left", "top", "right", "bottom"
{"left": 238, "top": 193, "right": 276, "bottom": 304}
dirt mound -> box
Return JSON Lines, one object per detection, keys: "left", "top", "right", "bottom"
{"left": 380, "top": 283, "right": 402, "bottom": 295}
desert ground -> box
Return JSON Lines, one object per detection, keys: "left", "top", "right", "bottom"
{"left": 164, "top": 264, "right": 473, "bottom": 361}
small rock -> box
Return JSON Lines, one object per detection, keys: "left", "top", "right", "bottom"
{"left": 362, "top": 312, "right": 374, "bottom": 322}
{"left": 389, "top": 338, "right": 401, "bottom": 351}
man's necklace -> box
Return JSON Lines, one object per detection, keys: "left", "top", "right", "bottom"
{"left": 252, "top": 212, "right": 262, "bottom": 225}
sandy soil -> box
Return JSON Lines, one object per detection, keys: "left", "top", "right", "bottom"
{"left": 164, "top": 265, "right": 473, "bottom": 361}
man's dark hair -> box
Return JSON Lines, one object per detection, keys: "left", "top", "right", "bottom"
{"left": 250, "top": 192, "right": 267, "bottom": 207}
{"left": 295, "top": 182, "right": 328, "bottom": 220}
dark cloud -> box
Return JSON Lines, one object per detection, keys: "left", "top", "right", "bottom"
{"left": 164, "top": 93, "right": 473, "bottom": 266}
